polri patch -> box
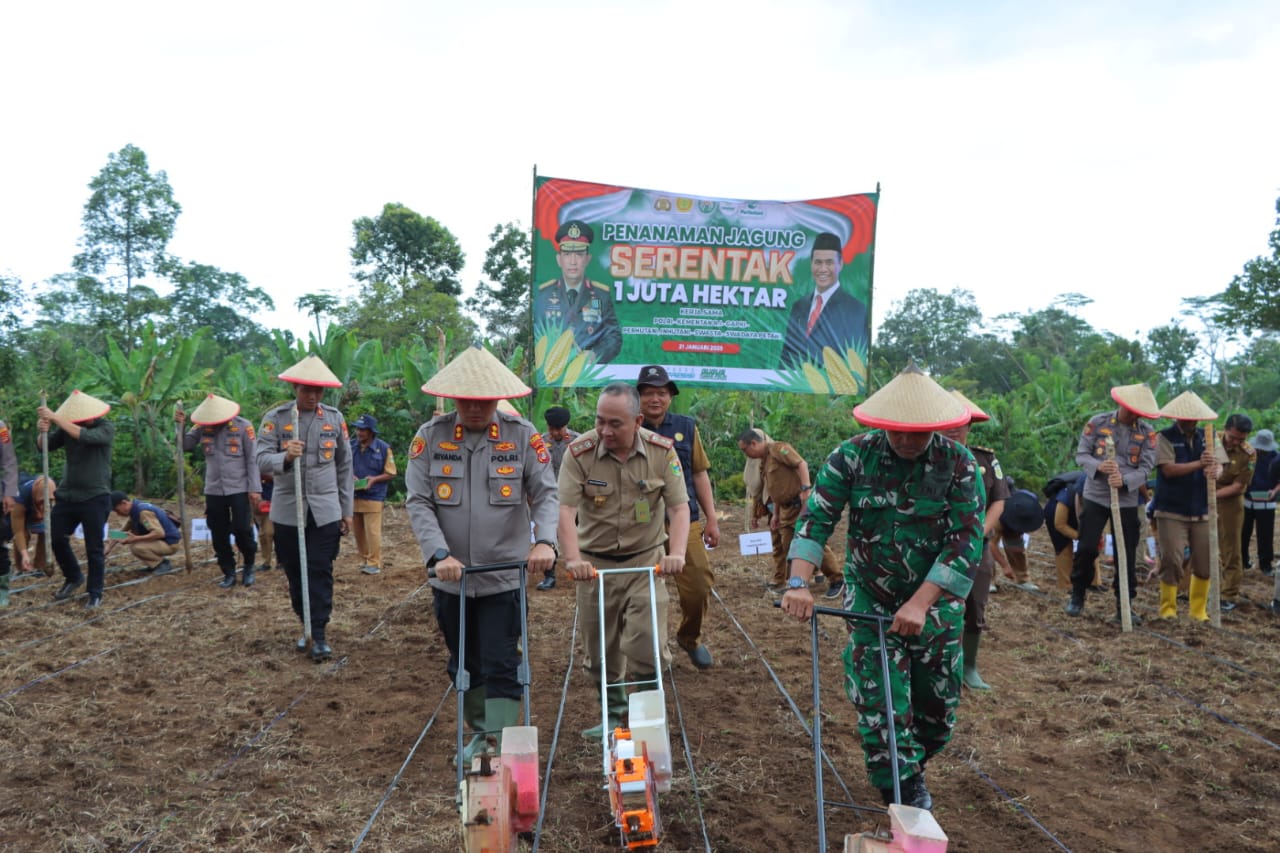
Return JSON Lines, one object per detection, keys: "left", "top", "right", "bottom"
{"left": 409, "top": 436, "right": 426, "bottom": 459}
{"left": 436, "top": 483, "right": 453, "bottom": 500}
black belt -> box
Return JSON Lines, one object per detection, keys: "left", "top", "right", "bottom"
{"left": 581, "top": 548, "right": 649, "bottom": 563}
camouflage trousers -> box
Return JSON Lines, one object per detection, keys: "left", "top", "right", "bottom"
{"left": 842, "top": 582, "right": 963, "bottom": 790}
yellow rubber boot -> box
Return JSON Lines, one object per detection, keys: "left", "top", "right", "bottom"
{"left": 1158, "top": 582, "right": 1178, "bottom": 620}
{"left": 1188, "top": 575, "right": 1211, "bottom": 623}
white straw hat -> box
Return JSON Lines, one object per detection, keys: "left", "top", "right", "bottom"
{"left": 1157, "top": 391, "right": 1217, "bottom": 422}
{"left": 497, "top": 399, "right": 522, "bottom": 416}
{"left": 189, "top": 393, "right": 241, "bottom": 425}
{"left": 1110, "top": 383, "right": 1160, "bottom": 419}
{"left": 279, "top": 355, "right": 342, "bottom": 388}
{"left": 423, "top": 344, "right": 532, "bottom": 401}
{"left": 55, "top": 390, "right": 111, "bottom": 424}
{"left": 853, "top": 364, "right": 970, "bottom": 433}
{"left": 949, "top": 389, "right": 990, "bottom": 423}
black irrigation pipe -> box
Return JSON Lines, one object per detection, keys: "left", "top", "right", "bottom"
{"left": 664, "top": 658, "right": 714, "bottom": 853}
{"left": 1140, "top": 628, "right": 1277, "bottom": 685}
{"left": 709, "top": 588, "right": 857, "bottom": 809}
{"left": 964, "top": 757, "right": 1072, "bottom": 852}
{"left": 1, "top": 593, "right": 172, "bottom": 656}
{"left": 531, "top": 606, "right": 580, "bottom": 853}
{"left": 1153, "top": 684, "right": 1280, "bottom": 752}
{"left": 0, "top": 646, "right": 120, "bottom": 701}
{"left": 350, "top": 683, "right": 455, "bottom": 852}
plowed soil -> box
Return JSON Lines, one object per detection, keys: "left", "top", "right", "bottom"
{"left": 3, "top": 503, "right": 1279, "bottom": 852}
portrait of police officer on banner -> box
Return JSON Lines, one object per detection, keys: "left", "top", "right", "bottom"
{"left": 533, "top": 220, "right": 622, "bottom": 364}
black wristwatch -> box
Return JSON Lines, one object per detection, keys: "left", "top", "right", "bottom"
{"left": 428, "top": 547, "right": 450, "bottom": 567}
{"left": 535, "top": 538, "right": 558, "bottom": 555}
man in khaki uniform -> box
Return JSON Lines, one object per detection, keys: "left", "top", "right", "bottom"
{"left": 1216, "top": 413, "right": 1255, "bottom": 610}
{"left": 737, "top": 429, "right": 842, "bottom": 595}
{"left": 256, "top": 355, "right": 354, "bottom": 661}
{"left": 560, "top": 382, "right": 689, "bottom": 737}
{"left": 406, "top": 345, "right": 558, "bottom": 763}
{"left": 106, "top": 491, "right": 182, "bottom": 572}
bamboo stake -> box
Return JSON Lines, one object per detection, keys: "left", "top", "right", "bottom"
{"left": 1107, "top": 437, "right": 1133, "bottom": 632}
{"left": 293, "top": 404, "right": 312, "bottom": 645}
{"left": 1206, "top": 424, "right": 1221, "bottom": 628}
{"left": 174, "top": 401, "right": 194, "bottom": 572}
{"left": 40, "top": 391, "right": 51, "bottom": 572}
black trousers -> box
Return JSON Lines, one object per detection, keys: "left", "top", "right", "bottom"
{"left": 432, "top": 587, "right": 523, "bottom": 700}
{"left": 274, "top": 513, "right": 342, "bottom": 637}
{"left": 51, "top": 493, "right": 112, "bottom": 597}
{"left": 1242, "top": 507, "right": 1275, "bottom": 569}
{"left": 206, "top": 492, "right": 256, "bottom": 573}
{"left": 1072, "top": 498, "right": 1139, "bottom": 601}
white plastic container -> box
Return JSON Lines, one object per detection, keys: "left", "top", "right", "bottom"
{"left": 628, "top": 690, "right": 672, "bottom": 793}
{"left": 888, "top": 803, "right": 948, "bottom": 853}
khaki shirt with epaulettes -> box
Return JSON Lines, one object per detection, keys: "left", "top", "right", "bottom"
{"left": 558, "top": 426, "right": 688, "bottom": 557}
{"left": 405, "top": 410, "right": 559, "bottom": 597}
{"left": 183, "top": 415, "right": 263, "bottom": 497}
{"left": 1214, "top": 439, "right": 1256, "bottom": 509}
{"left": 255, "top": 402, "right": 353, "bottom": 527}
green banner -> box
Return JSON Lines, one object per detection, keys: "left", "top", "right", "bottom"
{"left": 531, "top": 175, "right": 876, "bottom": 394}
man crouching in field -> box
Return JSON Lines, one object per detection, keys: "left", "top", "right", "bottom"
{"left": 779, "top": 364, "right": 984, "bottom": 811}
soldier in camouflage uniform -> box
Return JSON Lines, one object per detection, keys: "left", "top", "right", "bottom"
{"left": 782, "top": 365, "right": 984, "bottom": 811}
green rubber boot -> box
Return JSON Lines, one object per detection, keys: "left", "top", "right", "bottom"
{"left": 582, "top": 686, "right": 629, "bottom": 739}
{"left": 459, "top": 687, "right": 488, "bottom": 766}
{"left": 484, "top": 697, "right": 523, "bottom": 754}
{"left": 962, "top": 631, "right": 992, "bottom": 691}
{"left": 0, "top": 572, "right": 9, "bottom": 608}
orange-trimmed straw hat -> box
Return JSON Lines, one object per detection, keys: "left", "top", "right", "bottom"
{"left": 1110, "top": 383, "right": 1160, "bottom": 419}
{"left": 853, "top": 364, "right": 970, "bottom": 433}
{"left": 1157, "top": 390, "right": 1217, "bottom": 422}
{"left": 189, "top": 393, "right": 241, "bottom": 425}
{"left": 423, "top": 344, "right": 532, "bottom": 401}
{"left": 279, "top": 355, "right": 342, "bottom": 388}
{"left": 55, "top": 390, "right": 110, "bottom": 424}
{"left": 949, "top": 389, "right": 990, "bottom": 423}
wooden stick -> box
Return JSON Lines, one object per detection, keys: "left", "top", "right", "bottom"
{"left": 174, "top": 401, "right": 194, "bottom": 573}
{"left": 1206, "top": 424, "right": 1221, "bottom": 628}
{"left": 1107, "top": 437, "right": 1133, "bottom": 632}
{"left": 40, "top": 391, "right": 51, "bottom": 571}
{"left": 293, "top": 404, "right": 312, "bottom": 644}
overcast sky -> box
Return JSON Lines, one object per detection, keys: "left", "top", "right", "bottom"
{"left": 2, "top": 0, "right": 1277, "bottom": 346}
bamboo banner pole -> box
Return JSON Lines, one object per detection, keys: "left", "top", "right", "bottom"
{"left": 293, "top": 404, "right": 312, "bottom": 645}
{"left": 174, "top": 401, "right": 194, "bottom": 572}
{"left": 1107, "top": 437, "right": 1133, "bottom": 632}
{"left": 1206, "top": 424, "right": 1221, "bottom": 628}
{"left": 40, "top": 391, "right": 51, "bottom": 572}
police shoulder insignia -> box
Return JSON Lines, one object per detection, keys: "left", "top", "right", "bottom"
{"left": 454, "top": 424, "right": 464, "bottom": 441}
{"left": 669, "top": 452, "right": 684, "bottom": 477}
{"left": 246, "top": 425, "right": 256, "bottom": 440}
{"left": 570, "top": 436, "right": 596, "bottom": 457}
{"left": 646, "top": 432, "right": 674, "bottom": 450}
{"left": 590, "top": 280, "right": 610, "bottom": 292}
{"left": 488, "top": 423, "right": 500, "bottom": 440}
{"left": 341, "top": 420, "right": 349, "bottom": 439}
{"left": 262, "top": 421, "right": 275, "bottom": 434}
{"left": 0, "top": 425, "right": 10, "bottom": 444}
{"left": 1083, "top": 421, "right": 1094, "bottom": 436}
{"left": 991, "top": 458, "right": 1004, "bottom": 479}
{"left": 409, "top": 435, "right": 426, "bottom": 459}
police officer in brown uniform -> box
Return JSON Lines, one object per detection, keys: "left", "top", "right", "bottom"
{"left": 178, "top": 393, "right": 262, "bottom": 588}
{"left": 1215, "top": 413, "right": 1255, "bottom": 611}
{"left": 256, "top": 355, "right": 353, "bottom": 661}
{"left": 406, "top": 345, "right": 559, "bottom": 762}
{"left": 559, "top": 382, "right": 689, "bottom": 738}
{"left": 940, "top": 391, "right": 1009, "bottom": 690}
{"left": 636, "top": 365, "right": 719, "bottom": 669}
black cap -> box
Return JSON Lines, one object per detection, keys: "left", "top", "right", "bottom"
{"left": 1000, "top": 489, "right": 1044, "bottom": 535}
{"left": 110, "top": 490, "right": 129, "bottom": 507}
{"left": 813, "top": 232, "right": 842, "bottom": 254}
{"left": 636, "top": 365, "right": 678, "bottom": 396}
{"left": 544, "top": 406, "right": 571, "bottom": 429}
{"left": 555, "top": 220, "right": 594, "bottom": 252}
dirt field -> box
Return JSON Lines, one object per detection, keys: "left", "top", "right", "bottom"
{"left": 3, "top": 502, "right": 1280, "bottom": 852}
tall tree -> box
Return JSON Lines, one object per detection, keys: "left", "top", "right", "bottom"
{"left": 72, "top": 144, "right": 181, "bottom": 352}
{"left": 1147, "top": 322, "right": 1200, "bottom": 388}
{"left": 874, "top": 287, "right": 982, "bottom": 377}
{"left": 1199, "top": 195, "right": 1280, "bottom": 334}
{"left": 349, "top": 202, "right": 464, "bottom": 296}
{"left": 295, "top": 292, "right": 341, "bottom": 344}
{"left": 466, "top": 222, "right": 531, "bottom": 362}
{"left": 162, "top": 260, "right": 275, "bottom": 363}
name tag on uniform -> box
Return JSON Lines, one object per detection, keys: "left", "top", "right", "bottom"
{"left": 588, "top": 479, "right": 609, "bottom": 487}
{"left": 635, "top": 499, "right": 651, "bottom": 524}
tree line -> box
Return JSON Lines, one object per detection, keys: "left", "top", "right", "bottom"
{"left": 3, "top": 145, "right": 1277, "bottom": 502}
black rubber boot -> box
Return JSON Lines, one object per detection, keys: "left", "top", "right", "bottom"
{"left": 242, "top": 565, "right": 256, "bottom": 587}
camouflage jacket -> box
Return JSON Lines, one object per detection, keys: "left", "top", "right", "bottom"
{"left": 790, "top": 431, "right": 984, "bottom": 608}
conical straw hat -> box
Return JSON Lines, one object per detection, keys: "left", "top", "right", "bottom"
{"left": 423, "top": 344, "right": 532, "bottom": 400}
{"left": 56, "top": 390, "right": 110, "bottom": 423}
{"left": 279, "top": 354, "right": 342, "bottom": 388}
{"left": 189, "top": 393, "right": 241, "bottom": 425}
{"left": 949, "top": 389, "right": 989, "bottom": 423}
{"left": 1158, "top": 390, "right": 1217, "bottom": 422}
{"left": 497, "top": 399, "right": 522, "bottom": 417}
{"left": 853, "top": 363, "right": 969, "bottom": 433}
{"left": 1110, "top": 383, "right": 1160, "bottom": 419}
